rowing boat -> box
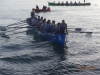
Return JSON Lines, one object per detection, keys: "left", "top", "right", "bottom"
{"left": 27, "top": 18, "right": 67, "bottom": 47}
{"left": 33, "top": 8, "right": 51, "bottom": 12}
{"left": 48, "top": 2, "right": 91, "bottom": 6}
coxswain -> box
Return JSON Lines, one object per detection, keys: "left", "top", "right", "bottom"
{"left": 31, "top": 9, "right": 35, "bottom": 19}
{"left": 62, "top": 1, "right": 64, "bottom": 5}
{"left": 37, "top": 17, "right": 43, "bottom": 29}
{"left": 60, "top": 20, "right": 68, "bottom": 34}
{"left": 36, "top": 19, "right": 41, "bottom": 28}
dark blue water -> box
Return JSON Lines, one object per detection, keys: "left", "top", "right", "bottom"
{"left": 0, "top": 0, "right": 100, "bottom": 75}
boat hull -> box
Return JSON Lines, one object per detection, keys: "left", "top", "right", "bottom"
{"left": 48, "top": 2, "right": 91, "bottom": 6}
{"left": 33, "top": 8, "right": 51, "bottom": 12}
{"left": 28, "top": 25, "right": 67, "bottom": 47}
{"left": 37, "top": 30, "right": 67, "bottom": 46}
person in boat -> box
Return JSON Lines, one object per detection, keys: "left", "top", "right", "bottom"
{"left": 31, "top": 16, "right": 37, "bottom": 26}
{"left": 32, "top": 16, "right": 40, "bottom": 26}
{"left": 37, "top": 16, "right": 40, "bottom": 20}
{"left": 40, "top": 18, "right": 46, "bottom": 31}
{"left": 78, "top": 1, "right": 80, "bottom": 4}
{"left": 26, "top": 18, "right": 32, "bottom": 25}
{"left": 58, "top": 1, "right": 60, "bottom": 4}
{"left": 62, "top": 1, "right": 64, "bottom": 5}
{"left": 38, "top": 17, "right": 44, "bottom": 29}
{"left": 36, "top": 19, "right": 40, "bottom": 30}
{"left": 74, "top": 1, "right": 77, "bottom": 5}
{"left": 36, "top": 5, "right": 39, "bottom": 9}
{"left": 57, "top": 22, "right": 61, "bottom": 33}
{"left": 45, "top": 20, "right": 51, "bottom": 32}
{"left": 60, "top": 20, "right": 68, "bottom": 34}
{"left": 51, "top": 20, "right": 57, "bottom": 33}
{"left": 70, "top": 1, "right": 73, "bottom": 5}
{"left": 31, "top": 9, "right": 35, "bottom": 19}
{"left": 40, "top": 17, "right": 43, "bottom": 23}
{"left": 66, "top": 1, "right": 69, "bottom": 5}
{"left": 42, "top": 5, "right": 47, "bottom": 10}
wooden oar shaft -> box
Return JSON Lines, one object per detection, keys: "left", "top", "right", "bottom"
{"left": 7, "top": 24, "right": 28, "bottom": 29}
{"left": 80, "top": 31, "right": 93, "bottom": 34}
{"left": 7, "top": 26, "right": 30, "bottom": 32}
{"left": 7, "top": 30, "right": 26, "bottom": 35}
{"left": 7, "top": 20, "right": 26, "bottom": 27}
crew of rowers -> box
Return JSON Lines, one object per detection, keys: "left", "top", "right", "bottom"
{"left": 55, "top": 1, "right": 81, "bottom": 5}
{"left": 27, "top": 9, "right": 68, "bottom": 34}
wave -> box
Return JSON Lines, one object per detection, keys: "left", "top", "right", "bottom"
{"left": 0, "top": 54, "right": 51, "bottom": 63}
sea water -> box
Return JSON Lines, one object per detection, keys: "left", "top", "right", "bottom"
{"left": 0, "top": 0, "right": 100, "bottom": 75}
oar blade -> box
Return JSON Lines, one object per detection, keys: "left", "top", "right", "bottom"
{"left": 0, "top": 26, "right": 7, "bottom": 31}
{"left": 0, "top": 31, "right": 6, "bottom": 35}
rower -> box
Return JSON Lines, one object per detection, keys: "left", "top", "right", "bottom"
{"left": 70, "top": 1, "right": 73, "bottom": 4}
{"left": 66, "top": 1, "right": 69, "bottom": 5}
{"left": 51, "top": 20, "right": 57, "bottom": 33}
{"left": 78, "top": 1, "right": 80, "bottom": 4}
{"left": 37, "top": 17, "right": 44, "bottom": 30}
{"left": 58, "top": 1, "right": 60, "bottom": 4}
{"left": 36, "top": 19, "right": 41, "bottom": 28}
{"left": 45, "top": 20, "right": 51, "bottom": 32}
{"left": 57, "top": 22, "right": 61, "bottom": 33}
{"left": 40, "top": 19, "right": 46, "bottom": 31}
{"left": 74, "top": 1, "right": 77, "bottom": 5}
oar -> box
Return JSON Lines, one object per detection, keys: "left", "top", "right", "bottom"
{"left": 7, "top": 26, "right": 30, "bottom": 32}
{"left": 7, "top": 23, "right": 28, "bottom": 29}
{"left": 0, "top": 23, "right": 27, "bottom": 31}
{"left": 7, "top": 20, "right": 26, "bottom": 27}
{"left": 69, "top": 30, "right": 93, "bottom": 34}
{"left": 0, "top": 20, "right": 27, "bottom": 31}
{"left": 0, "top": 31, "right": 6, "bottom": 35}
{"left": 0, "top": 26, "right": 30, "bottom": 36}
{"left": 68, "top": 28, "right": 82, "bottom": 31}
{"left": 1, "top": 30, "right": 26, "bottom": 38}
{"left": 80, "top": 31, "right": 93, "bottom": 34}
{"left": 0, "top": 26, "right": 7, "bottom": 31}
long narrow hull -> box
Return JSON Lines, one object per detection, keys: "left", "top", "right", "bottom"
{"left": 48, "top": 2, "right": 91, "bottom": 6}
{"left": 28, "top": 26, "right": 67, "bottom": 47}
{"left": 33, "top": 9, "right": 51, "bottom": 12}
{"left": 37, "top": 30, "right": 67, "bottom": 46}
